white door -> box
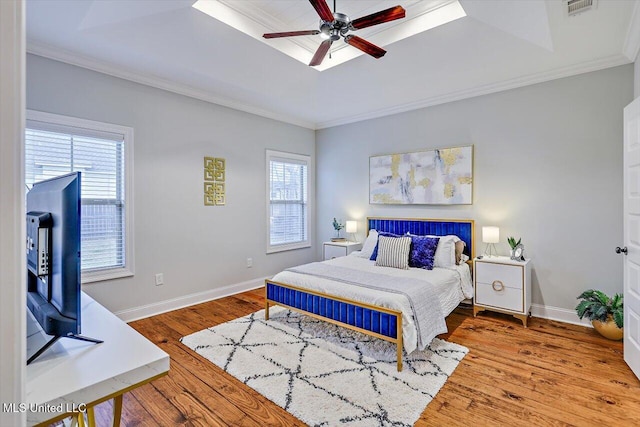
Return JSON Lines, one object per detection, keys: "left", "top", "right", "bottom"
{"left": 623, "top": 97, "right": 640, "bottom": 380}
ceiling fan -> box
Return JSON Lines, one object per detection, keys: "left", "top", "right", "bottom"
{"left": 263, "top": 0, "right": 406, "bottom": 67}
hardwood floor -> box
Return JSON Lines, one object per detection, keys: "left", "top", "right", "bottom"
{"left": 89, "top": 288, "right": 640, "bottom": 426}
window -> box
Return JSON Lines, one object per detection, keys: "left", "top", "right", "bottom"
{"left": 266, "top": 150, "right": 311, "bottom": 253}
{"left": 25, "top": 110, "right": 134, "bottom": 283}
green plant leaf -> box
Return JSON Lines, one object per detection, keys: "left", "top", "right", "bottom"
{"left": 593, "top": 305, "right": 609, "bottom": 322}
{"left": 506, "top": 236, "right": 522, "bottom": 249}
{"left": 577, "top": 290, "right": 598, "bottom": 301}
{"left": 597, "top": 290, "right": 610, "bottom": 305}
{"left": 613, "top": 310, "right": 624, "bottom": 328}
{"left": 611, "top": 294, "right": 624, "bottom": 310}
{"left": 575, "top": 300, "right": 594, "bottom": 319}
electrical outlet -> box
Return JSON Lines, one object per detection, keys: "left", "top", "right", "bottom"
{"left": 155, "top": 273, "right": 164, "bottom": 286}
{"left": 246, "top": 258, "right": 253, "bottom": 268}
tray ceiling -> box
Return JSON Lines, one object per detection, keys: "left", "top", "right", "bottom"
{"left": 25, "top": 0, "right": 640, "bottom": 129}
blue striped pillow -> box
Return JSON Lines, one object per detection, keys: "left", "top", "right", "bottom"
{"left": 375, "top": 236, "right": 411, "bottom": 269}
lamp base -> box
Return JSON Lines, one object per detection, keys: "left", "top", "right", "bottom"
{"left": 484, "top": 243, "right": 498, "bottom": 257}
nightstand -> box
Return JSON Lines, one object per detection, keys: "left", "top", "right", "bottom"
{"left": 323, "top": 241, "right": 362, "bottom": 260}
{"left": 473, "top": 256, "right": 532, "bottom": 327}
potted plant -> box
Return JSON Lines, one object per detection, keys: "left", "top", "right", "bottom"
{"left": 575, "top": 290, "right": 624, "bottom": 340}
{"left": 332, "top": 218, "right": 345, "bottom": 241}
{"left": 507, "top": 236, "right": 522, "bottom": 260}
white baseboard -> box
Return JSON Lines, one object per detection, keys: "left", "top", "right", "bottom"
{"left": 114, "top": 277, "right": 268, "bottom": 323}
{"left": 530, "top": 303, "right": 593, "bottom": 328}
{"left": 115, "top": 280, "right": 593, "bottom": 329}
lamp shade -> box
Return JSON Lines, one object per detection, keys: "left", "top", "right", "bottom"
{"left": 345, "top": 221, "right": 357, "bottom": 233}
{"left": 482, "top": 226, "right": 500, "bottom": 244}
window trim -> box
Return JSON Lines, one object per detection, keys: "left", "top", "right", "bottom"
{"left": 266, "top": 149, "right": 312, "bottom": 254}
{"left": 26, "top": 110, "right": 135, "bottom": 284}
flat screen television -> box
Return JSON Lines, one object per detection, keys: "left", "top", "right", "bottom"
{"left": 26, "top": 172, "right": 101, "bottom": 365}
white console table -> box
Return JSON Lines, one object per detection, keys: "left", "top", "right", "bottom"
{"left": 26, "top": 292, "right": 169, "bottom": 426}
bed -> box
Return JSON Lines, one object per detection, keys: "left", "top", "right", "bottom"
{"left": 264, "top": 217, "right": 475, "bottom": 371}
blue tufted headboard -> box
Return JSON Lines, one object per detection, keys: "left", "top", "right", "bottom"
{"left": 367, "top": 217, "right": 475, "bottom": 260}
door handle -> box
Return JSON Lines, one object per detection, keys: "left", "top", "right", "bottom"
{"left": 615, "top": 246, "right": 628, "bottom": 255}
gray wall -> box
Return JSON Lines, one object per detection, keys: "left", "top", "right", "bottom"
{"left": 26, "top": 54, "right": 316, "bottom": 314}
{"left": 316, "top": 65, "right": 632, "bottom": 312}
{"left": 26, "top": 54, "right": 633, "bottom": 315}
{"left": 635, "top": 51, "right": 640, "bottom": 99}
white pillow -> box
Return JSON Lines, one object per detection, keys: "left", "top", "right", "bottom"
{"left": 358, "top": 229, "right": 378, "bottom": 259}
{"left": 427, "top": 235, "right": 460, "bottom": 267}
{"left": 375, "top": 236, "right": 411, "bottom": 269}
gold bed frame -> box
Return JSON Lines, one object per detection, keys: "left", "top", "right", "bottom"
{"left": 265, "top": 217, "right": 475, "bottom": 372}
{"left": 265, "top": 281, "right": 404, "bottom": 370}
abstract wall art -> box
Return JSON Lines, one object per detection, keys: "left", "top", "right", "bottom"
{"left": 370, "top": 145, "right": 473, "bottom": 205}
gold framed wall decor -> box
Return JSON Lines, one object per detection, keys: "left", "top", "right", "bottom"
{"left": 204, "top": 156, "right": 225, "bottom": 206}
{"left": 369, "top": 145, "right": 473, "bottom": 205}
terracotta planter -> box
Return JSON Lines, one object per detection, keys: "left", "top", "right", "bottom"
{"left": 592, "top": 317, "right": 623, "bottom": 341}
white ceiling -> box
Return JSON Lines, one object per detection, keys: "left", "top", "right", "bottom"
{"left": 26, "top": 0, "right": 640, "bottom": 130}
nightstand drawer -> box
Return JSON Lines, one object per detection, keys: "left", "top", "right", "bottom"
{"left": 324, "top": 244, "right": 347, "bottom": 260}
{"left": 476, "top": 262, "right": 523, "bottom": 290}
{"left": 475, "top": 281, "right": 523, "bottom": 312}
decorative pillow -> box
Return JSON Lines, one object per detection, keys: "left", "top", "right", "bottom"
{"left": 375, "top": 236, "right": 411, "bottom": 269}
{"left": 438, "top": 235, "right": 461, "bottom": 267}
{"left": 369, "top": 231, "right": 401, "bottom": 260}
{"left": 421, "top": 234, "right": 461, "bottom": 267}
{"left": 408, "top": 236, "right": 440, "bottom": 270}
{"left": 358, "top": 229, "right": 379, "bottom": 259}
{"left": 455, "top": 240, "right": 466, "bottom": 265}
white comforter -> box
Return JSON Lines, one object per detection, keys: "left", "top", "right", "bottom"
{"left": 270, "top": 253, "right": 473, "bottom": 354}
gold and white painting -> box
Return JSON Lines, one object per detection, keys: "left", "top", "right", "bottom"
{"left": 370, "top": 146, "right": 473, "bottom": 205}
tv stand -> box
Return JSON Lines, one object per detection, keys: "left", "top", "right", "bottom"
{"left": 27, "top": 333, "right": 103, "bottom": 365}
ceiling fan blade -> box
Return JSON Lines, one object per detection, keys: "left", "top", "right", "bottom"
{"left": 309, "top": 40, "right": 332, "bottom": 66}
{"left": 344, "top": 35, "right": 386, "bottom": 59}
{"left": 263, "top": 30, "right": 320, "bottom": 39}
{"left": 309, "top": 0, "right": 335, "bottom": 22}
{"left": 351, "top": 5, "right": 406, "bottom": 30}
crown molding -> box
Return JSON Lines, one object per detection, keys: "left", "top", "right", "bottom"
{"left": 26, "top": 41, "right": 316, "bottom": 130}
{"left": 28, "top": 41, "right": 631, "bottom": 132}
{"left": 315, "top": 53, "right": 631, "bottom": 129}
{"left": 623, "top": 0, "right": 640, "bottom": 62}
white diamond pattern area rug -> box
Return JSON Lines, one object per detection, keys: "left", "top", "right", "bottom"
{"left": 180, "top": 306, "right": 468, "bottom": 426}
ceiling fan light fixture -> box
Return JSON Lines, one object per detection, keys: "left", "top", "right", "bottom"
{"left": 319, "top": 21, "right": 332, "bottom": 39}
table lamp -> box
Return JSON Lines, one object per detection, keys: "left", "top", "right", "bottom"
{"left": 482, "top": 226, "right": 499, "bottom": 257}
{"left": 345, "top": 221, "right": 357, "bottom": 242}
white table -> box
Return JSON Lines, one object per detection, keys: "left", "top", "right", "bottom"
{"left": 473, "top": 256, "right": 532, "bottom": 327}
{"left": 322, "top": 241, "right": 362, "bottom": 260}
{"left": 26, "top": 292, "right": 170, "bottom": 426}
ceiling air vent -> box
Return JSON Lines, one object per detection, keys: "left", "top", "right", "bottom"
{"left": 567, "top": 0, "right": 596, "bottom": 16}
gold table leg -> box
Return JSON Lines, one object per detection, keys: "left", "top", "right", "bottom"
{"left": 86, "top": 406, "right": 96, "bottom": 427}
{"left": 112, "top": 395, "right": 123, "bottom": 427}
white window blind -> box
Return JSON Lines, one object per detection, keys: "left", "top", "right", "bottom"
{"left": 25, "top": 111, "right": 134, "bottom": 282}
{"left": 267, "top": 150, "right": 310, "bottom": 253}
